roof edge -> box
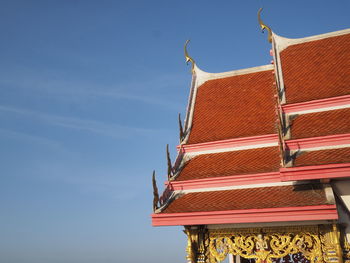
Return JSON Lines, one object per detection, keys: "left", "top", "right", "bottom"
{"left": 179, "top": 134, "right": 278, "bottom": 154}
{"left": 273, "top": 28, "right": 350, "bottom": 52}
{"left": 194, "top": 64, "right": 274, "bottom": 87}
{"left": 175, "top": 181, "right": 295, "bottom": 194}
{"left": 152, "top": 204, "right": 338, "bottom": 226}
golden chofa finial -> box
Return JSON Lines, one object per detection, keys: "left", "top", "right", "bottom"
{"left": 184, "top": 39, "right": 195, "bottom": 72}
{"left": 258, "top": 8, "right": 272, "bottom": 43}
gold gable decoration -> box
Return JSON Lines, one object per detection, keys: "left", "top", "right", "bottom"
{"left": 342, "top": 231, "right": 350, "bottom": 263}
{"left": 185, "top": 224, "right": 347, "bottom": 263}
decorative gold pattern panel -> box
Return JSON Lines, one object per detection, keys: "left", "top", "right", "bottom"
{"left": 183, "top": 224, "right": 346, "bottom": 263}
{"left": 209, "top": 226, "right": 322, "bottom": 263}
{"left": 341, "top": 229, "right": 350, "bottom": 263}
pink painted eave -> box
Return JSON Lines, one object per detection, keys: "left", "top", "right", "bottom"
{"left": 282, "top": 94, "right": 350, "bottom": 114}
{"left": 177, "top": 134, "right": 278, "bottom": 153}
{"left": 286, "top": 134, "right": 350, "bottom": 151}
{"left": 280, "top": 163, "right": 350, "bottom": 181}
{"left": 152, "top": 205, "right": 338, "bottom": 226}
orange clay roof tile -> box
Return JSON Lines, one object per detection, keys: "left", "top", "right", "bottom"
{"left": 175, "top": 147, "right": 281, "bottom": 181}
{"left": 281, "top": 33, "right": 350, "bottom": 104}
{"left": 162, "top": 184, "right": 328, "bottom": 213}
{"left": 294, "top": 147, "right": 350, "bottom": 167}
{"left": 290, "top": 108, "right": 350, "bottom": 139}
{"left": 187, "top": 70, "right": 276, "bottom": 144}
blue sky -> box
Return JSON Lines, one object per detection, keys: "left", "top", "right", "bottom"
{"left": 0, "top": 1, "right": 349, "bottom": 263}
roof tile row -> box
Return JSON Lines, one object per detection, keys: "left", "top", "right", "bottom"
{"left": 175, "top": 147, "right": 281, "bottom": 181}
{"left": 295, "top": 147, "right": 350, "bottom": 167}
{"left": 290, "top": 108, "right": 350, "bottom": 140}
{"left": 163, "top": 184, "right": 329, "bottom": 213}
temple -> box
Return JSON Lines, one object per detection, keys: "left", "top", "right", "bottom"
{"left": 151, "top": 10, "right": 350, "bottom": 263}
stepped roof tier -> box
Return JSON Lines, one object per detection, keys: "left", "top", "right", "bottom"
{"left": 151, "top": 13, "right": 350, "bottom": 262}
{"left": 276, "top": 32, "right": 350, "bottom": 104}
{"left": 185, "top": 67, "right": 276, "bottom": 144}
{"left": 153, "top": 183, "right": 337, "bottom": 226}
{"left": 152, "top": 27, "right": 350, "bottom": 229}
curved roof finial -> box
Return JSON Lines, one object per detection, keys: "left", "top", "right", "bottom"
{"left": 184, "top": 39, "right": 195, "bottom": 72}
{"left": 152, "top": 170, "right": 159, "bottom": 212}
{"left": 258, "top": 8, "right": 272, "bottom": 43}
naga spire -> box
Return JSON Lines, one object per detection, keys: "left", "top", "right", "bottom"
{"left": 178, "top": 113, "right": 184, "bottom": 142}
{"left": 184, "top": 39, "right": 195, "bottom": 72}
{"left": 258, "top": 8, "right": 272, "bottom": 43}
{"left": 166, "top": 144, "right": 173, "bottom": 179}
{"left": 152, "top": 170, "right": 159, "bottom": 212}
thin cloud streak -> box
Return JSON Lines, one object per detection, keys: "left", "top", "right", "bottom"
{"left": 33, "top": 161, "right": 141, "bottom": 201}
{"left": 0, "top": 69, "right": 185, "bottom": 110}
{"left": 0, "top": 128, "right": 62, "bottom": 149}
{"left": 0, "top": 105, "right": 162, "bottom": 138}
{"left": 86, "top": 90, "right": 182, "bottom": 110}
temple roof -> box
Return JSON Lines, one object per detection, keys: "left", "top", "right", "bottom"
{"left": 151, "top": 27, "right": 350, "bottom": 227}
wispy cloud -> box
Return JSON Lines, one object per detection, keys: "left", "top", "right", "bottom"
{"left": 86, "top": 89, "right": 182, "bottom": 110}
{"left": 34, "top": 160, "right": 141, "bottom": 201}
{"left": 0, "top": 105, "right": 162, "bottom": 138}
{"left": 0, "top": 68, "right": 186, "bottom": 110}
{"left": 0, "top": 128, "right": 62, "bottom": 149}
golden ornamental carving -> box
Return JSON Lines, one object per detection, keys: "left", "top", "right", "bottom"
{"left": 207, "top": 225, "right": 342, "bottom": 263}
{"left": 342, "top": 233, "right": 350, "bottom": 263}
{"left": 320, "top": 224, "right": 344, "bottom": 263}
{"left": 184, "top": 227, "right": 197, "bottom": 263}
{"left": 184, "top": 39, "right": 195, "bottom": 73}
{"left": 209, "top": 233, "right": 322, "bottom": 263}
{"left": 257, "top": 8, "right": 272, "bottom": 43}
{"left": 184, "top": 226, "right": 208, "bottom": 263}
{"left": 184, "top": 225, "right": 346, "bottom": 263}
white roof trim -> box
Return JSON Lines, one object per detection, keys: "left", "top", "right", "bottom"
{"left": 194, "top": 64, "right": 273, "bottom": 87}
{"left": 287, "top": 103, "right": 350, "bottom": 115}
{"left": 273, "top": 28, "right": 350, "bottom": 52}
{"left": 298, "top": 144, "right": 350, "bottom": 152}
{"left": 184, "top": 141, "right": 278, "bottom": 157}
{"left": 178, "top": 181, "right": 297, "bottom": 195}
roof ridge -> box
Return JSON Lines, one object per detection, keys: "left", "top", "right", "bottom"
{"left": 273, "top": 28, "right": 350, "bottom": 52}
{"left": 194, "top": 64, "right": 273, "bottom": 87}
